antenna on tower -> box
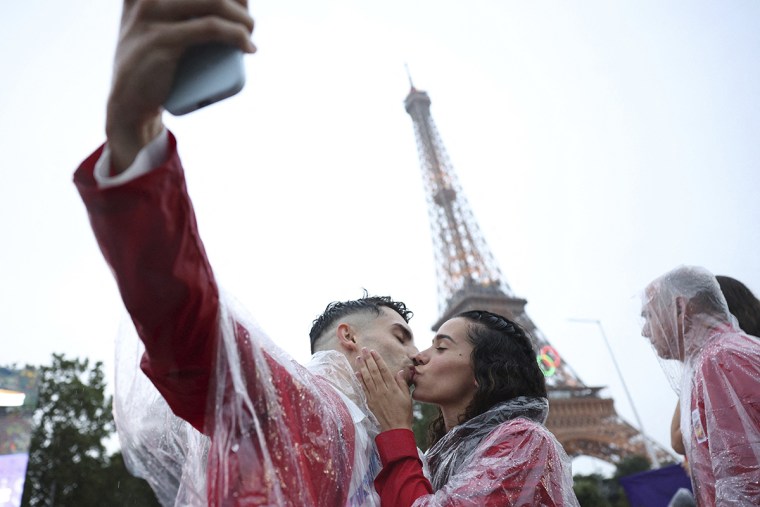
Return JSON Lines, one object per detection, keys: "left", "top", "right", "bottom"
{"left": 404, "top": 63, "right": 415, "bottom": 90}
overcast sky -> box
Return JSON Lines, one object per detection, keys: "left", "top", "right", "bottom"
{"left": 2, "top": 0, "right": 759, "bottom": 475}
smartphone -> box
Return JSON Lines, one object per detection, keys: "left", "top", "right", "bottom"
{"left": 164, "top": 44, "right": 246, "bottom": 116}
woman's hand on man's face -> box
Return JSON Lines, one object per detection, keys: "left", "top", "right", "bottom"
{"left": 356, "top": 348, "right": 414, "bottom": 432}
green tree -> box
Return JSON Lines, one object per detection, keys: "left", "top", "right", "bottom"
{"left": 412, "top": 400, "right": 439, "bottom": 451}
{"left": 573, "top": 454, "right": 652, "bottom": 507}
{"left": 613, "top": 454, "right": 651, "bottom": 479}
{"left": 19, "top": 354, "right": 159, "bottom": 507}
{"left": 608, "top": 454, "right": 652, "bottom": 507}
{"left": 97, "top": 451, "right": 162, "bottom": 505}
{"left": 572, "top": 473, "right": 611, "bottom": 507}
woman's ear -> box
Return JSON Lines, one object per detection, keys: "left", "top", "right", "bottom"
{"left": 337, "top": 323, "right": 358, "bottom": 352}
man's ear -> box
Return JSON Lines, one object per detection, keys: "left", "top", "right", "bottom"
{"left": 675, "top": 296, "right": 686, "bottom": 316}
{"left": 675, "top": 296, "right": 688, "bottom": 356}
{"left": 336, "top": 323, "right": 358, "bottom": 352}
{"left": 676, "top": 297, "right": 687, "bottom": 327}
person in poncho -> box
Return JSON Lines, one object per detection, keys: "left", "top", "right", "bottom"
{"left": 357, "top": 310, "right": 579, "bottom": 506}
{"left": 642, "top": 265, "right": 760, "bottom": 506}
{"left": 73, "top": 1, "right": 421, "bottom": 504}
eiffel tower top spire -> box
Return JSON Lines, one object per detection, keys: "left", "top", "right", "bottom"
{"left": 404, "top": 86, "right": 515, "bottom": 314}
{"left": 404, "top": 63, "right": 415, "bottom": 90}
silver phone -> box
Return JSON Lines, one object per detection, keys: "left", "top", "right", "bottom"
{"left": 164, "top": 44, "right": 246, "bottom": 116}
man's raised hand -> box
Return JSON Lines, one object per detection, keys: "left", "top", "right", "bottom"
{"left": 106, "top": 0, "right": 256, "bottom": 173}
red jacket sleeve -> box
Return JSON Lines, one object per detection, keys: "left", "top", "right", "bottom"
{"left": 375, "top": 429, "right": 433, "bottom": 506}
{"left": 73, "top": 137, "right": 356, "bottom": 506}
{"left": 74, "top": 136, "right": 216, "bottom": 430}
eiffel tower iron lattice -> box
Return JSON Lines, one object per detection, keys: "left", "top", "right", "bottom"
{"left": 403, "top": 83, "right": 673, "bottom": 466}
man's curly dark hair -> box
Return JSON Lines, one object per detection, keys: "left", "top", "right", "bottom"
{"left": 309, "top": 290, "right": 413, "bottom": 353}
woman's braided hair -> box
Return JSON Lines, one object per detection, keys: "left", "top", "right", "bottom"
{"left": 427, "top": 310, "right": 547, "bottom": 447}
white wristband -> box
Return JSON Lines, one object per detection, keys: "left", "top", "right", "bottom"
{"left": 94, "top": 129, "right": 169, "bottom": 189}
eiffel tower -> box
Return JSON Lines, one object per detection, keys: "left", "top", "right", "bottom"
{"left": 404, "top": 81, "right": 673, "bottom": 466}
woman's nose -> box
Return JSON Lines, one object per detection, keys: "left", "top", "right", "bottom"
{"left": 413, "top": 350, "right": 428, "bottom": 366}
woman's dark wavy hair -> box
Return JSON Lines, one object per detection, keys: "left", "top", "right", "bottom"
{"left": 427, "top": 310, "right": 547, "bottom": 446}
{"left": 717, "top": 275, "right": 760, "bottom": 337}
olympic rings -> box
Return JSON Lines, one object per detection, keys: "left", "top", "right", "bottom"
{"left": 536, "top": 345, "right": 561, "bottom": 377}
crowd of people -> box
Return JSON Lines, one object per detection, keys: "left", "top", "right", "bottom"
{"left": 73, "top": 0, "right": 759, "bottom": 505}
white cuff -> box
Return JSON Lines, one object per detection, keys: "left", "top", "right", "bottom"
{"left": 94, "top": 129, "right": 169, "bottom": 189}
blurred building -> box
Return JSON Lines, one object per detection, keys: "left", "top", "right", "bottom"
{"left": 0, "top": 367, "right": 39, "bottom": 507}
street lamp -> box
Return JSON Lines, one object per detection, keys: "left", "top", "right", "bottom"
{"left": 568, "top": 317, "right": 659, "bottom": 467}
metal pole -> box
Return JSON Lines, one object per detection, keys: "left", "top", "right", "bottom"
{"left": 568, "top": 318, "right": 659, "bottom": 467}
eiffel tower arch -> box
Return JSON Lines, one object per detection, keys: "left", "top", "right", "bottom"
{"left": 403, "top": 82, "right": 673, "bottom": 467}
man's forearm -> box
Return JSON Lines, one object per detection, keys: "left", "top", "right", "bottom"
{"left": 74, "top": 133, "right": 218, "bottom": 430}
{"left": 105, "top": 109, "right": 164, "bottom": 175}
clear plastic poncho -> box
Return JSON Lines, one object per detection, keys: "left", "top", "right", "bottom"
{"left": 114, "top": 292, "right": 382, "bottom": 506}
{"left": 413, "top": 396, "right": 579, "bottom": 506}
{"left": 641, "top": 265, "right": 760, "bottom": 505}
{"left": 77, "top": 135, "right": 382, "bottom": 506}
{"left": 113, "top": 316, "right": 210, "bottom": 506}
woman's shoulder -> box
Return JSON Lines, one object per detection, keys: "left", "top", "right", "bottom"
{"left": 479, "top": 417, "right": 560, "bottom": 455}
{"left": 500, "top": 416, "right": 552, "bottom": 433}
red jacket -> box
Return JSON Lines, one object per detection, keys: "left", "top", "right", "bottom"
{"left": 685, "top": 331, "right": 760, "bottom": 506}
{"left": 375, "top": 418, "right": 579, "bottom": 506}
{"left": 74, "top": 136, "right": 358, "bottom": 505}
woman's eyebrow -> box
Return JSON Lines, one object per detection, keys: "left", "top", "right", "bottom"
{"left": 432, "top": 334, "right": 455, "bottom": 345}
